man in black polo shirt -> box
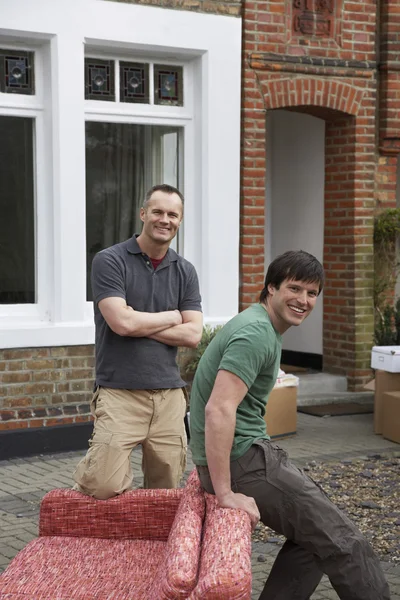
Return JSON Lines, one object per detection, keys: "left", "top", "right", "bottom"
{"left": 73, "top": 184, "right": 203, "bottom": 499}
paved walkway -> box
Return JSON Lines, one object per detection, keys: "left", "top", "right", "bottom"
{"left": 0, "top": 412, "right": 399, "bottom": 599}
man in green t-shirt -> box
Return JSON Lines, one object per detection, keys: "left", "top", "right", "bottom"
{"left": 189, "top": 250, "right": 390, "bottom": 600}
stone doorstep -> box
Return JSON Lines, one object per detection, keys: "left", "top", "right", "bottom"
{"left": 297, "top": 391, "right": 374, "bottom": 408}
{"left": 295, "top": 372, "right": 374, "bottom": 407}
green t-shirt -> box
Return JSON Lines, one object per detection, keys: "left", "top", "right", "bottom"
{"left": 189, "top": 303, "right": 282, "bottom": 465}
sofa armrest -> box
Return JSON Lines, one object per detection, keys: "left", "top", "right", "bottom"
{"left": 39, "top": 488, "right": 183, "bottom": 541}
{"left": 189, "top": 493, "right": 252, "bottom": 600}
{"left": 149, "top": 469, "right": 205, "bottom": 599}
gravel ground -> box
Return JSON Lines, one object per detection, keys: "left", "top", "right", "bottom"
{"left": 253, "top": 452, "right": 400, "bottom": 563}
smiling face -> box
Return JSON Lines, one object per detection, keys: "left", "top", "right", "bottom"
{"left": 265, "top": 278, "right": 319, "bottom": 334}
{"left": 139, "top": 190, "right": 183, "bottom": 247}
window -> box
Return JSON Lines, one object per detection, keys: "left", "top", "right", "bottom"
{"left": 120, "top": 62, "right": 149, "bottom": 104}
{"left": 0, "top": 0, "right": 241, "bottom": 349}
{"left": 0, "top": 46, "right": 38, "bottom": 310}
{"left": 154, "top": 65, "right": 183, "bottom": 106}
{"left": 84, "top": 57, "right": 183, "bottom": 106}
{"left": 85, "top": 58, "right": 115, "bottom": 101}
{"left": 0, "top": 49, "right": 35, "bottom": 95}
{"left": 0, "top": 116, "right": 35, "bottom": 304}
{"left": 85, "top": 122, "right": 182, "bottom": 300}
{"left": 84, "top": 53, "right": 187, "bottom": 303}
{"left": 0, "top": 39, "right": 192, "bottom": 344}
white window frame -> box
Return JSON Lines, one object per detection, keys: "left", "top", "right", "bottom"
{"left": 0, "top": 42, "right": 52, "bottom": 325}
{"left": 0, "top": 0, "right": 242, "bottom": 349}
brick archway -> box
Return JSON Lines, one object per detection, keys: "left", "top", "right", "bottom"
{"left": 258, "top": 77, "right": 365, "bottom": 116}
{"left": 240, "top": 74, "right": 375, "bottom": 389}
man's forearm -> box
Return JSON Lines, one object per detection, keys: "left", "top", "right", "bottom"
{"left": 117, "top": 307, "right": 181, "bottom": 337}
{"left": 205, "top": 405, "right": 236, "bottom": 500}
{"left": 148, "top": 322, "right": 200, "bottom": 348}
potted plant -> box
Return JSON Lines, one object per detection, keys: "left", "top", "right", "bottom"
{"left": 183, "top": 324, "right": 223, "bottom": 381}
{"left": 181, "top": 324, "right": 223, "bottom": 438}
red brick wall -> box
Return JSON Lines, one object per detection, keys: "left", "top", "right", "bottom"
{"left": 324, "top": 110, "right": 375, "bottom": 389}
{"left": 0, "top": 347, "right": 94, "bottom": 432}
{"left": 240, "top": 0, "right": 380, "bottom": 389}
{"left": 377, "top": 1, "right": 400, "bottom": 212}
{"left": 380, "top": 0, "right": 400, "bottom": 147}
{"left": 0, "top": 346, "right": 193, "bottom": 432}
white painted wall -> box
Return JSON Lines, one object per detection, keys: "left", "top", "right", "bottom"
{"left": 0, "top": 0, "right": 242, "bottom": 348}
{"left": 266, "top": 110, "right": 325, "bottom": 355}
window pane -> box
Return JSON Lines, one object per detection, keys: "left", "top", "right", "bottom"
{"left": 85, "top": 122, "right": 182, "bottom": 300}
{"left": 0, "top": 116, "right": 35, "bottom": 304}
{"left": 154, "top": 65, "right": 183, "bottom": 106}
{"left": 158, "top": 129, "right": 180, "bottom": 187}
{"left": 120, "top": 62, "right": 149, "bottom": 104}
{"left": 0, "top": 49, "right": 35, "bottom": 95}
{"left": 84, "top": 58, "right": 115, "bottom": 101}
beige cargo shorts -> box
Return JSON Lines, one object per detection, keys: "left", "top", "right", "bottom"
{"left": 73, "top": 386, "right": 187, "bottom": 499}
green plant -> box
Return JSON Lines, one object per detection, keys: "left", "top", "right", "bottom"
{"left": 374, "top": 208, "right": 400, "bottom": 312}
{"left": 374, "top": 298, "right": 400, "bottom": 346}
{"left": 373, "top": 209, "right": 400, "bottom": 344}
{"left": 184, "top": 324, "right": 223, "bottom": 376}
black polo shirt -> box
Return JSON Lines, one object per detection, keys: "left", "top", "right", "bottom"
{"left": 91, "top": 235, "right": 202, "bottom": 390}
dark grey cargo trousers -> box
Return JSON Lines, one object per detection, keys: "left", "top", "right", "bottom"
{"left": 197, "top": 439, "right": 391, "bottom": 600}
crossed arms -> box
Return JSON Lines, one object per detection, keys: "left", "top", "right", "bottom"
{"left": 98, "top": 297, "right": 203, "bottom": 348}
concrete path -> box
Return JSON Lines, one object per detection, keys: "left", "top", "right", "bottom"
{"left": 0, "top": 412, "right": 399, "bottom": 599}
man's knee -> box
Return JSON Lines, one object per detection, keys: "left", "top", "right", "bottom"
{"left": 73, "top": 435, "right": 132, "bottom": 498}
{"left": 73, "top": 479, "right": 120, "bottom": 500}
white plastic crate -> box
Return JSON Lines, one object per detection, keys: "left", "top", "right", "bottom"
{"left": 371, "top": 346, "right": 400, "bottom": 373}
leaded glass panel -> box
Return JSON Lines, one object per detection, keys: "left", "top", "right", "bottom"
{"left": 0, "top": 49, "right": 35, "bottom": 95}
{"left": 154, "top": 65, "right": 183, "bottom": 106}
{"left": 120, "top": 61, "right": 149, "bottom": 104}
{"left": 85, "top": 58, "right": 115, "bottom": 101}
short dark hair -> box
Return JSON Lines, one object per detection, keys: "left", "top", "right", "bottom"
{"left": 143, "top": 184, "right": 184, "bottom": 209}
{"left": 259, "top": 250, "right": 325, "bottom": 303}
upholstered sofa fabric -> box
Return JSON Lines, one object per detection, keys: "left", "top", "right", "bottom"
{"left": 40, "top": 487, "right": 183, "bottom": 541}
{"left": 188, "top": 493, "right": 252, "bottom": 599}
{"left": 150, "top": 470, "right": 205, "bottom": 598}
{"left": 0, "top": 536, "right": 167, "bottom": 599}
{"left": 0, "top": 469, "right": 252, "bottom": 600}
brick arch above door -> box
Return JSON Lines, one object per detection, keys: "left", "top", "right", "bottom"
{"left": 255, "top": 76, "right": 365, "bottom": 117}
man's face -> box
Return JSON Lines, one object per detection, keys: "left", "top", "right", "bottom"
{"left": 140, "top": 191, "right": 183, "bottom": 245}
{"left": 266, "top": 278, "right": 319, "bottom": 334}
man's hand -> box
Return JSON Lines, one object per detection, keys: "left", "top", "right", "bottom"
{"left": 172, "top": 309, "right": 183, "bottom": 326}
{"left": 148, "top": 310, "right": 202, "bottom": 348}
{"left": 217, "top": 491, "right": 260, "bottom": 530}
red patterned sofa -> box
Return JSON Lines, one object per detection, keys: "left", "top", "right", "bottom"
{"left": 0, "top": 470, "right": 252, "bottom": 599}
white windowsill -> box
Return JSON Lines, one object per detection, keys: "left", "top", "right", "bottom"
{"left": 0, "top": 322, "right": 95, "bottom": 349}
{"left": 0, "top": 314, "right": 237, "bottom": 349}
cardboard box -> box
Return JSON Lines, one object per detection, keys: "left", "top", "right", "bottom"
{"left": 265, "top": 386, "right": 297, "bottom": 440}
{"left": 382, "top": 391, "right": 400, "bottom": 444}
{"left": 371, "top": 346, "right": 400, "bottom": 373}
{"left": 373, "top": 370, "right": 400, "bottom": 434}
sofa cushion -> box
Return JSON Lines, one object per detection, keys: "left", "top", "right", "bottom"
{"left": 40, "top": 487, "right": 182, "bottom": 541}
{"left": 149, "top": 470, "right": 205, "bottom": 599}
{"left": 0, "top": 536, "right": 167, "bottom": 600}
